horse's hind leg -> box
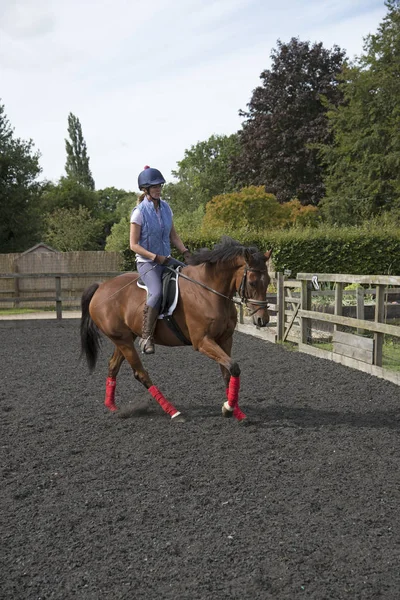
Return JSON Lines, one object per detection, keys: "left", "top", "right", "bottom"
{"left": 111, "top": 336, "right": 184, "bottom": 421}
{"left": 104, "top": 347, "right": 125, "bottom": 411}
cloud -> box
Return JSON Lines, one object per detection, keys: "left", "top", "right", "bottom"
{"left": 0, "top": 0, "right": 388, "bottom": 190}
{"left": 0, "top": 0, "right": 55, "bottom": 38}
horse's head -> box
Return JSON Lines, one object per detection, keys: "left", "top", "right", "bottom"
{"left": 238, "top": 249, "right": 272, "bottom": 327}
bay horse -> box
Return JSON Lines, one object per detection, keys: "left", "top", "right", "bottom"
{"left": 80, "top": 237, "right": 271, "bottom": 422}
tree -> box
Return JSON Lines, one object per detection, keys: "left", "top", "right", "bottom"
{"left": 321, "top": 0, "right": 400, "bottom": 224}
{"left": 0, "top": 101, "right": 43, "bottom": 252}
{"left": 43, "top": 206, "right": 103, "bottom": 251}
{"left": 96, "top": 187, "right": 135, "bottom": 217}
{"left": 94, "top": 187, "right": 138, "bottom": 248}
{"left": 95, "top": 186, "right": 137, "bottom": 225}
{"left": 40, "top": 177, "right": 98, "bottom": 214}
{"left": 105, "top": 217, "right": 130, "bottom": 252}
{"left": 163, "top": 134, "right": 239, "bottom": 213}
{"left": 65, "top": 112, "right": 95, "bottom": 189}
{"left": 203, "top": 186, "right": 284, "bottom": 232}
{"left": 234, "top": 38, "right": 346, "bottom": 205}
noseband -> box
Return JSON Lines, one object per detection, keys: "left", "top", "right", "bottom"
{"left": 238, "top": 265, "right": 270, "bottom": 316}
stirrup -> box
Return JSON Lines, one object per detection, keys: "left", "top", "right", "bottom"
{"left": 140, "top": 337, "right": 155, "bottom": 354}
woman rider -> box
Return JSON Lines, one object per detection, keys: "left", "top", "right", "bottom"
{"left": 130, "top": 166, "right": 191, "bottom": 354}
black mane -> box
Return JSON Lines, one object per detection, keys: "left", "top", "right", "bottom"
{"left": 188, "top": 236, "right": 259, "bottom": 267}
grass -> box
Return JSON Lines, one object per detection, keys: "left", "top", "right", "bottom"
{"left": 312, "top": 338, "right": 400, "bottom": 373}
{"left": 0, "top": 306, "right": 79, "bottom": 316}
{"left": 383, "top": 342, "right": 400, "bottom": 372}
{"left": 0, "top": 308, "right": 43, "bottom": 315}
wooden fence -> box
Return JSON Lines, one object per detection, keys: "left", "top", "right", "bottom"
{"left": 1, "top": 270, "right": 400, "bottom": 385}
{"left": 0, "top": 272, "right": 122, "bottom": 318}
{"left": 238, "top": 272, "right": 400, "bottom": 386}
{"left": 0, "top": 250, "right": 123, "bottom": 310}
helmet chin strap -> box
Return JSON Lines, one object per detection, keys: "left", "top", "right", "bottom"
{"left": 145, "top": 189, "right": 160, "bottom": 204}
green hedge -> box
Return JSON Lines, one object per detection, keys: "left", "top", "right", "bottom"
{"left": 265, "top": 228, "right": 400, "bottom": 276}
{"left": 120, "top": 227, "right": 400, "bottom": 276}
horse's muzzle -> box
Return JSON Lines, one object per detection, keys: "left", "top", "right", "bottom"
{"left": 252, "top": 310, "right": 270, "bottom": 328}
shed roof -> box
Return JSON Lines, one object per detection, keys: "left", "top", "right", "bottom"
{"left": 19, "top": 243, "right": 59, "bottom": 256}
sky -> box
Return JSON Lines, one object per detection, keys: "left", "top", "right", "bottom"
{"left": 0, "top": 0, "right": 388, "bottom": 192}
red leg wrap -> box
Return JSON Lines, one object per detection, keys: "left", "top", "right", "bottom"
{"left": 148, "top": 385, "right": 180, "bottom": 418}
{"left": 227, "top": 376, "right": 240, "bottom": 408}
{"left": 227, "top": 376, "right": 246, "bottom": 420}
{"left": 105, "top": 377, "right": 117, "bottom": 411}
{"left": 233, "top": 404, "right": 246, "bottom": 421}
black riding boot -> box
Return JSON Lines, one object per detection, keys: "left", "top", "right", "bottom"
{"left": 139, "top": 305, "right": 159, "bottom": 354}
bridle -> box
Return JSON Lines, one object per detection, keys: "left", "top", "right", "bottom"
{"left": 176, "top": 262, "right": 270, "bottom": 315}
{"left": 237, "top": 265, "right": 270, "bottom": 316}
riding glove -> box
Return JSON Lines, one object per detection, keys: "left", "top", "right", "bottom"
{"left": 155, "top": 255, "right": 168, "bottom": 265}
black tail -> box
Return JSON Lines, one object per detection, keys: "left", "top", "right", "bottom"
{"left": 80, "top": 283, "right": 101, "bottom": 373}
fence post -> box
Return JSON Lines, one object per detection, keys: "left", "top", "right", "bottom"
{"left": 238, "top": 303, "right": 244, "bottom": 324}
{"left": 13, "top": 265, "right": 20, "bottom": 309}
{"left": 300, "top": 279, "right": 311, "bottom": 344}
{"left": 55, "top": 276, "right": 62, "bottom": 320}
{"left": 276, "top": 272, "right": 284, "bottom": 342}
{"left": 374, "top": 284, "right": 385, "bottom": 367}
{"left": 356, "top": 287, "right": 365, "bottom": 335}
{"left": 334, "top": 282, "right": 343, "bottom": 333}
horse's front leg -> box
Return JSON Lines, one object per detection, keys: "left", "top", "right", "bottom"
{"left": 198, "top": 336, "right": 247, "bottom": 422}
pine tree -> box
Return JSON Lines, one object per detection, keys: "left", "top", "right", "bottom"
{"left": 65, "top": 113, "right": 95, "bottom": 190}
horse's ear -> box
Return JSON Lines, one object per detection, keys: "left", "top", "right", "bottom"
{"left": 264, "top": 249, "right": 272, "bottom": 261}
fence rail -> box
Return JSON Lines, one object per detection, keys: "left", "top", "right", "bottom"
{"left": 1, "top": 270, "right": 400, "bottom": 385}
{"left": 0, "top": 272, "right": 123, "bottom": 318}
{"left": 237, "top": 272, "right": 400, "bottom": 386}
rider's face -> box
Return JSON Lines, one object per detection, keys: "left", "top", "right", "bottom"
{"left": 148, "top": 185, "right": 162, "bottom": 199}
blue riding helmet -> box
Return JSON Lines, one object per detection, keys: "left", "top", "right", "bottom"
{"left": 138, "top": 166, "right": 166, "bottom": 190}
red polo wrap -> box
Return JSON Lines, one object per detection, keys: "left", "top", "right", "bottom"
{"left": 233, "top": 405, "right": 246, "bottom": 421}
{"left": 226, "top": 377, "right": 246, "bottom": 420}
{"left": 105, "top": 377, "right": 117, "bottom": 411}
{"left": 149, "top": 385, "right": 179, "bottom": 417}
{"left": 227, "top": 376, "right": 240, "bottom": 408}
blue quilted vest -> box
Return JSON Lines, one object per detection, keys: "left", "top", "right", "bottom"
{"left": 137, "top": 198, "right": 173, "bottom": 258}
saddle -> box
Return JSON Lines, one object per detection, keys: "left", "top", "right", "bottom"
{"left": 137, "top": 266, "right": 191, "bottom": 345}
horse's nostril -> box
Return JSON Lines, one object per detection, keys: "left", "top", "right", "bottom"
{"left": 253, "top": 316, "right": 267, "bottom": 328}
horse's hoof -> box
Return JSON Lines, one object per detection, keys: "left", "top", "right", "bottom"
{"left": 222, "top": 405, "right": 233, "bottom": 418}
{"left": 171, "top": 413, "right": 186, "bottom": 423}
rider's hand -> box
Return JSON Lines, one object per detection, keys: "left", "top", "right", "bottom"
{"left": 183, "top": 250, "right": 192, "bottom": 264}
{"left": 155, "top": 254, "right": 168, "bottom": 265}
